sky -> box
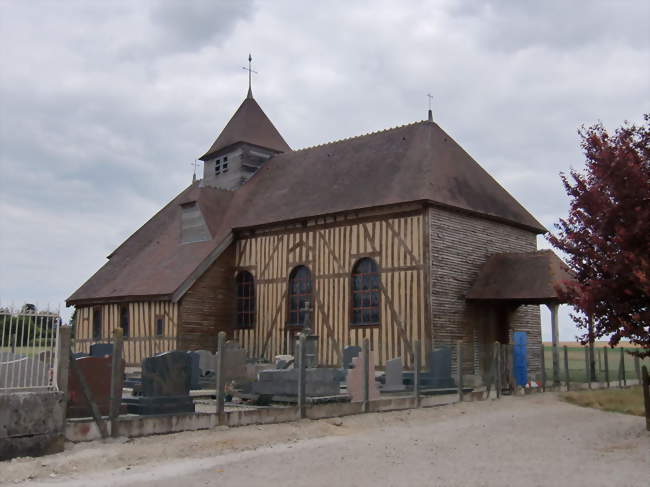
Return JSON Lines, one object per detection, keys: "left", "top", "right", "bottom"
{"left": 0, "top": 0, "right": 648, "bottom": 340}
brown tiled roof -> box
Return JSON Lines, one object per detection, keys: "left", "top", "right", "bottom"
{"left": 67, "top": 184, "right": 234, "bottom": 305}
{"left": 466, "top": 250, "right": 574, "bottom": 303}
{"left": 199, "top": 96, "right": 290, "bottom": 160}
{"left": 229, "top": 121, "right": 546, "bottom": 232}
{"left": 68, "top": 118, "right": 548, "bottom": 305}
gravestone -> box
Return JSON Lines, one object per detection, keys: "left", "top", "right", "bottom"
{"left": 67, "top": 356, "right": 125, "bottom": 418}
{"left": 382, "top": 357, "right": 406, "bottom": 392}
{"left": 346, "top": 351, "right": 380, "bottom": 402}
{"left": 90, "top": 343, "right": 114, "bottom": 357}
{"left": 196, "top": 350, "right": 215, "bottom": 376}
{"left": 187, "top": 351, "right": 200, "bottom": 390}
{"left": 403, "top": 346, "right": 455, "bottom": 388}
{"left": 343, "top": 346, "right": 361, "bottom": 369}
{"left": 218, "top": 342, "right": 248, "bottom": 383}
{"left": 302, "top": 335, "right": 319, "bottom": 368}
{"left": 123, "top": 351, "right": 195, "bottom": 415}
{"left": 252, "top": 368, "right": 340, "bottom": 397}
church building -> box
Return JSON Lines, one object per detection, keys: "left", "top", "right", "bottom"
{"left": 68, "top": 69, "right": 569, "bottom": 378}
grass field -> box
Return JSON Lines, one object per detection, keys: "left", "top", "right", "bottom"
{"left": 562, "top": 386, "right": 646, "bottom": 416}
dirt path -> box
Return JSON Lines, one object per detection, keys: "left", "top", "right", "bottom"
{"left": 2, "top": 393, "right": 648, "bottom": 486}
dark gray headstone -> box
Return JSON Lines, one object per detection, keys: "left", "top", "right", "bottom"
{"left": 343, "top": 346, "right": 361, "bottom": 369}
{"left": 428, "top": 346, "right": 454, "bottom": 388}
{"left": 383, "top": 357, "right": 405, "bottom": 392}
{"left": 123, "top": 350, "right": 195, "bottom": 415}
{"left": 187, "top": 351, "right": 200, "bottom": 390}
{"left": 90, "top": 343, "right": 114, "bottom": 357}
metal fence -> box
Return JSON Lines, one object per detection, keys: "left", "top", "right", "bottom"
{"left": 543, "top": 345, "right": 649, "bottom": 389}
{"left": 0, "top": 305, "right": 61, "bottom": 391}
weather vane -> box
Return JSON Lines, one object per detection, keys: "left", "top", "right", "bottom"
{"left": 242, "top": 53, "right": 258, "bottom": 98}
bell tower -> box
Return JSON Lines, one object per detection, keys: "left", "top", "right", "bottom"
{"left": 199, "top": 55, "right": 290, "bottom": 190}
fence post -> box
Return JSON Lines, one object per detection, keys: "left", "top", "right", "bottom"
{"left": 413, "top": 340, "right": 421, "bottom": 407}
{"left": 620, "top": 348, "right": 626, "bottom": 387}
{"left": 495, "top": 342, "right": 501, "bottom": 399}
{"left": 215, "top": 331, "right": 226, "bottom": 426}
{"left": 642, "top": 366, "right": 649, "bottom": 432}
{"left": 563, "top": 346, "right": 570, "bottom": 392}
{"left": 109, "top": 328, "right": 124, "bottom": 438}
{"left": 362, "top": 338, "right": 370, "bottom": 413}
{"left": 603, "top": 347, "right": 610, "bottom": 388}
{"left": 540, "top": 344, "right": 546, "bottom": 392}
{"left": 297, "top": 334, "right": 306, "bottom": 419}
{"left": 69, "top": 351, "right": 108, "bottom": 439}
{"left": 56, "top": 325, "right": 71, "bottom": 402}
{"left": 456, "top": 341, "right": 463, "bottom": 402}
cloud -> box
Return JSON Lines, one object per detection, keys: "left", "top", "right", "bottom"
{"left": 0, "top": 0, "right": 648, "bottom": 334}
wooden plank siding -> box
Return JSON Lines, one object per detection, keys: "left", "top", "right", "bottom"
{"left": 72, "top": 302, "right": 179, "bottom": 366}
{"left": 178, "top": 244, "right": 237, "bottom": 351}
{"left": 234, "top": 212, "right": 428, "bottom": 368}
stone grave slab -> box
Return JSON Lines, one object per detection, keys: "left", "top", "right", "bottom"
{"left": 346, "top": 351, "right": 380, "bottom": 402}
{"left": 67, "top": 356, "right": 125, "bottom": 418}
{"left": 90, "top": 343, "right": 114, "bottom": 357}
{"left": 252, "top": 368, "right": 340, "bottom": 397}
{"left": 382, "top": 357, "right": 406, "bottom": 392}
{"left": 123, "top": 351, "right": 195, "bottom": 415}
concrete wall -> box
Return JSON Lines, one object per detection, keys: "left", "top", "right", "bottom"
{"left": 428, "top": 206, "right": 542, "bottom": 375}
{"left": 0, "top": 391, "right": 65, "bottom": 460}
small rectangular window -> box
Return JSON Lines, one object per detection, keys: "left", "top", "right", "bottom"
{"left": 155, "top": 315, "right": 164, "bottom": 337}
{"left": 120, "top": 305, "right": 130, "bottom": 338}
{"left": 223, "top": 162, "right": 229, "bottom": 173}
{"left": 223, "top": 156, "right": 228, "bottom": 162}
{"left": 92, "top": 307, "right": 102, "bottom": 340}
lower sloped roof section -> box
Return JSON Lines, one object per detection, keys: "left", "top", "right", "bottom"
{"left": 466, "top": 250, "right": 574, "bottom": 304}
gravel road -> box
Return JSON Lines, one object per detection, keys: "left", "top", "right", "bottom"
{"left": 3, "top": 393, "right": 648, "bottom": 487}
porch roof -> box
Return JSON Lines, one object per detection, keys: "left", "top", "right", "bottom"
{"left": 466, "top": 250, "right": 574, "bottom": 305}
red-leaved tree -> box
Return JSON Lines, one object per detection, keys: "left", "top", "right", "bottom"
{"left": 548, "top": 115, "right": 649, "bottom": 357}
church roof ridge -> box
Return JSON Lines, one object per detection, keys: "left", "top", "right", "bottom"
{"left": 293, "top": 120, "right": 426, "bottom": 153}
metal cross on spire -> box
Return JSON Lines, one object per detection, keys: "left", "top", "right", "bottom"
{"left": 427, "top": 93, "right": 434, "bottom": 122}
{"left": 242, "top": 53, "right": 258, "bottom": 99}
{"left": 190, "top": 159, "right": 201, "bottom": 182}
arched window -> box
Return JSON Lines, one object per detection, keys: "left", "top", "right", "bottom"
{"left": 351, "top": 258, "right": 380, "bottom": 326}
{"left": 236, "top": 271, "right": 255, "bottom": 329}
{"left": 287, "top": 266, "right": 312, "bottom": 325}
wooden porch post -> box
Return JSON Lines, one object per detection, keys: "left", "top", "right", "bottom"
{"left": 548, "top": 303, "right": 560, "bottom": 386}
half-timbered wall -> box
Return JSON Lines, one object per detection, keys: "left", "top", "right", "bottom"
{"left": 72, "top": 301, "right": 179, "bottom": 366}
{"left": 234, "top": 211, "right": 428, "bottom": 367}
{"left": 427, "top": 205, "right": 542, "bottom": 375}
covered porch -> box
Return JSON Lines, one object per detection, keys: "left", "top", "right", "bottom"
{"left": 466, "top": 249, "right": 574, "bottom": 385}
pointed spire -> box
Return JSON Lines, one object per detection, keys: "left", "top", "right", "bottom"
{"left": 427, "top": 94, "right": 434, "bottom": 122}
{"left": 243, "top": 53, "right": 256, "bottom": 99}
